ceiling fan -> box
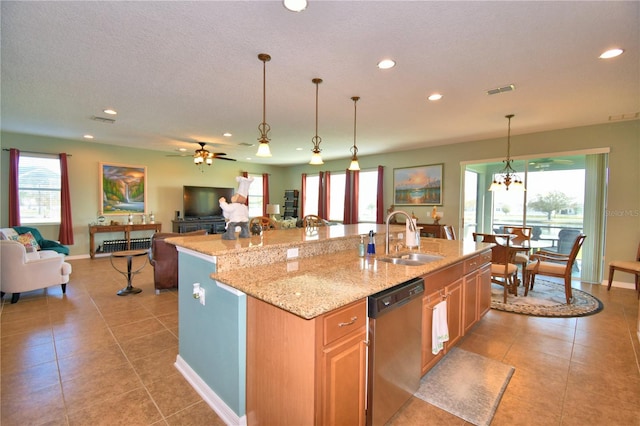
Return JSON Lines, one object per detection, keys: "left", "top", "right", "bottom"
{"left": 528, "top": 157, "right": 574, "bottom": 169}
{"left": 168, "top": 142, "right": 237, "bottom": 165}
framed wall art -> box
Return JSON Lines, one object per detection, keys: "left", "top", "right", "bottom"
{"left": 99, "top": 162, "right": 147, "bottom": 215}
{"left": 393, "top": 164, "right": 443, "bottom": 206}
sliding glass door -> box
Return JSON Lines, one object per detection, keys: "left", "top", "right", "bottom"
{"left": 463, "top": 152, "right": 608, "bottom": 283}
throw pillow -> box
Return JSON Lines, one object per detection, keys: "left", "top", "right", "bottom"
{"left": 12, "top": 231, "right": 41, "bottom": 251}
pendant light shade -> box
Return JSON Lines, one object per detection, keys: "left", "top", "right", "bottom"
{"left": 348, "top": 96, "right": 361, "bottom": 171}
{"left": 309, "top": 78, "right": 324, "bottom": 165}
{"left": 256, "top": 53, "right": 272, "bottom": 158}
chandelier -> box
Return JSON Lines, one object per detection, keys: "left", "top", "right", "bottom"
{"left": 348, "top": 96, "right": 361, "bottom": 171}
{"left": 488, "top": 114, "right": 524, "bottom": 191}
{"left": 194, "top": 142, "right": 213, "bottom": 166}
{"left": 309, "top": 78, "right": 324, "bottom": 165}
{"left": 256, "top": 53, "right": 273, "bottom": 157}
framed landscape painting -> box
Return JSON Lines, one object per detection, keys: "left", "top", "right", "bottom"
{"left": 99, "top": 162, "right": 147, "bottom": 215}
{"left": 393, "top": 164, "right": 443, "bottom": 206}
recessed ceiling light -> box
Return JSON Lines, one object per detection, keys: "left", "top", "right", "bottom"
{"left": 103, "top": 109, "right": 117, "bottom": 115}
{"left": 296, "top": 147, "right": 303, "bottom": 151}
{"left": 283, "top": 0, "right": 307, "bottom": 12}
{"left": 223, "top": 132, "right": 232, "bottom": 137}
{"left": 599, "top": 48, "right": 624, "bottom": 59}
{"left": 377, "top": 59, "right": 396, "bottom": 70}
{"left": 83, "top": 134, "right": 94, "bottom": 139}
{"left": 246, "top": 157, "right": 253, "bottom": 161}
{"left": 178, "top": 148, "right": 187, "bottom": 152}
{"left": 428, "top": 93, "right": 443, "bottom": 101}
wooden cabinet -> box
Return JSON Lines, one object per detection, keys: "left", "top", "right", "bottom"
{"left": 247, "top": 297, "right": 367, "bottom": 426}
{"left": 421, "top": 249, "right": 491, "bottom": 375}
{"left": 88, "top": 223, "right": 161, "bottom": 259}
{"left": 284, "top": 189, "right": 299, "bottom": 218}
{"left": 171, "top": 218, "right": 226, "bottom": 234}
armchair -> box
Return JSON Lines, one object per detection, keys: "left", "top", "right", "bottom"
{"left": 148, "top": 230, "right": 207, "bottom": 294}
{"left": 525, "top": 234, "right": 586, "bottom": 304}
{"left": 0, "top": 226, "right": 70, "bottom": 255}
{"left": 0, "top": 240, "right": 72, "bottom": 303}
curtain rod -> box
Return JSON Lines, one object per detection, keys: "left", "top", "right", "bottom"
{"left": 2, "top": 148, "right": 72, "bottom": 157}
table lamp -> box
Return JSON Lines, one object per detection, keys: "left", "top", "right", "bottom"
{"left": 266, "top": 204, "right": 280, "bottom": 220}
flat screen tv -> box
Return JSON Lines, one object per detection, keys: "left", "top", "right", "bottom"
{"left": 183, "top": 186, "right": 234, "bottom": 219}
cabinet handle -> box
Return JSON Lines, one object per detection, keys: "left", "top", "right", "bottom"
{"left": 338, "top": 316, "right": 358, "bottom": 327}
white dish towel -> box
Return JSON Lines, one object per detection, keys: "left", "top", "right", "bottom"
{"left": 431, "top": 300, "right": 449, "bottom": 355}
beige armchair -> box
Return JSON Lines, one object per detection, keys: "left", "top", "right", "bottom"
{"left": 0, "top": 240, "right": 72, "bottom": 303}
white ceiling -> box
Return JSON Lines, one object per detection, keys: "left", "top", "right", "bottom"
{"left": 2, "top": 1, "right": 638, "bottom": 166}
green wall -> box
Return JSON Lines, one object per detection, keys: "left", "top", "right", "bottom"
{"left": 2, "top": 119, "right": 638, "bottom": 283}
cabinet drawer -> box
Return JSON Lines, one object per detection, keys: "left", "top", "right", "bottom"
{"left": 323, "top": 299, "right": 366, "bottom": 346}
{"left": 464, "top": 254, "right": 481, "bottom": 274}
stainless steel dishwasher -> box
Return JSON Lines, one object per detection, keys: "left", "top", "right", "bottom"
{"left": 367, "top": 277, "right": 425, "bottom": 426}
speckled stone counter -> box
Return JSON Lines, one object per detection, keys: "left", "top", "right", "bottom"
{"left": 168, "top": 224, "right": 491, "bottom": 319}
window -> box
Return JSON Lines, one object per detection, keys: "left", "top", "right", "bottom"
{"left": 357, "top": 169, "right": 378, "bottom": 222}
{"left": 303, "top": 175, "right": 319, "bottom": 216}
{"left": 247, "top": 174, "right": 263, "bottom": 218}
{"left": 329, "top": 173, "right": 346, "bottom": 222}
{"left": 18, "top": 154, "right": 61, "bottom": 224}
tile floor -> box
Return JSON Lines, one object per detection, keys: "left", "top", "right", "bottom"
{"left": 1, "top": 257, "right": 639, "bottom": 425}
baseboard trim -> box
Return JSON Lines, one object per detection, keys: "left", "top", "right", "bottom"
{"left": 600, "top": 280, "right": 636, "bottom": 290}
{"left": 174, "top": 355, "right": 247, "bottom": 426}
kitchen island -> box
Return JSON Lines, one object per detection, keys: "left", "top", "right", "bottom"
{"left": 168, "top": 224, "right": 492, "bottom": 425}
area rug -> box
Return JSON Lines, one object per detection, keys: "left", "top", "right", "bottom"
{"left": 414, "top": 347, "right": 514, "bottom": 426}
{"left": 490, "top": 279, "right": 603, "bottom": 317}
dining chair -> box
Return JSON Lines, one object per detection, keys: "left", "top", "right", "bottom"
{"left": 443, "top": 225, "right": 456, "bottom": 240}
{"left": 607, "top": 242, "right": 640, "bottom": 299}
{"left": 249, "top": 216, "right": 277, "bottom": 232}
{"left": 302, "top": 215, "right": 326, "bottom": 228}
{"left": 503, "top": 226, "right": 532, "bottom": 283}
{"left": 525, "top": 234, "right": 586, "bottom": 304}
{"left": 473, "top": 233, "right": 518, "bottom": 303}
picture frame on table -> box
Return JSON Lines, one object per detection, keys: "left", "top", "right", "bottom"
{"left": 393, "top": 164, "right": 443, "bottom": 206}
{"left": 99, "top": 162, "right": 147, "bottom": 215}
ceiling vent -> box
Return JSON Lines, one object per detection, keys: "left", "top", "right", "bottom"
{"left": 486, "top": 84, "right": 516, "bottom": 95}
{"left": 91, "top": 115, "right": 116, "bottom": 124}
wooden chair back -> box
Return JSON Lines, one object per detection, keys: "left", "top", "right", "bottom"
{"left": 503, "top": 226, "right": 532, "bottom": 245}
{"left": 303, "top": 215, "right": 326, "bottom": 228}
{"left": 249, "top": 216, "right": 277, "bottom": 231}
{"left": 443, "top": 225, "right": 456, "bottom": 240}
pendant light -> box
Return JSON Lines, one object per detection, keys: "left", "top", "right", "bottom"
{"left": 488, "top": 114, "right": 525, "bottom": 191}
{"left": 348, "top": 96, "right": 361, "bottom": 171}
{"left": 256, "top": 53, "right": 272, "bottom": 157}
{"left": 309, "top": 78, "right": 324, "bottom": 165}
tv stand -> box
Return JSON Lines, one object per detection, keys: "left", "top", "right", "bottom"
{"left": 172, "top": 218, "right": 226, "bottom": 234}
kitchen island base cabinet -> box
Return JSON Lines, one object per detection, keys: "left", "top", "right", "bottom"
{"left": 246, "top": 297, "right": 367, "bottom": 426}
{"left": 421, "top": 250, "right": 491, "bottom": 375}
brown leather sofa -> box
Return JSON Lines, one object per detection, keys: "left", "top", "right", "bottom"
{"left": 149, "top": 230, "right": 207, "bottom": 294}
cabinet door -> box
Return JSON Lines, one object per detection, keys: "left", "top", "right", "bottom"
{"left": 463, "top": 270, "right": 479, "bottom": 333}
{"left": 320, "top": 330, "right": 367, "bottom": 426}
{"left": 477, "top": 263, "right": 492, "bottom": 318}
{"left": 444, "top": 278, "right": 463, "bottom": 348}
{"left": 421, "top": 290, "right": 445, "bottom": 375}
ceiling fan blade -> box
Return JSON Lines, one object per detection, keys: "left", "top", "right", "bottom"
{"left": 216, "top": 157, "right": 237, "bottom": 162}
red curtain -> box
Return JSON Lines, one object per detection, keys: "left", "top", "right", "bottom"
{"left": 262, "top": 173, "right": 270, "bottom": 216}
{"left": 300, "top": 173, "right": 307, "bottom": 218}
{"left": 58, "top": 153, "right": 74, "bottom": 244}
{"left": 242, "top": 171, "right": 249, "bottom": 206}
{"left": 343, "top": 169, "right": 359, "bottom": 224}
{"left": 376, "top": 165, "right": 384, "bottom": 224}
{"left": 318, "top": 171, "right": 326, "bottom": 219}
{"left": 8, "top": 149, "right": 20, "bottom": 226}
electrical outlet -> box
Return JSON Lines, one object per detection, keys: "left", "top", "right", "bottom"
{"left": 287, "top": 247, "right": 299, "bottom": 259}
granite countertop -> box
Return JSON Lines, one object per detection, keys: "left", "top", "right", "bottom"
{"left": 168, "top": 224, "right": 492, "bottom": 319}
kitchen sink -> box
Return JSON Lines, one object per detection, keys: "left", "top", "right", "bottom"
{"left": 377, "top": 253, "right": 444, "bottom": 266}
{"left": 397, "top": 253, "right": 444, "bottom": 263}
{"left": 377, "top": 257, "right": 427, "bottom": 266}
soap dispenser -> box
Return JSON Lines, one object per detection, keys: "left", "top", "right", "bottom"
{"left": 367, "top": 230, "right": 376, "bottom": 255}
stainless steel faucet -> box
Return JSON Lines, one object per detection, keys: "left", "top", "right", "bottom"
{"left": 385, "top": 210, "right": 419, "bottom": 255}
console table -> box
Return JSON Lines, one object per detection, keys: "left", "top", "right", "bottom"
{"left": 89, "top": 223, "right": 162, "bottom": 259}
{"left": 417, "top": 223, "right": 447, "bottom": 239}
{"left": 172, "top": 219, "right": 226, "bottom": 234}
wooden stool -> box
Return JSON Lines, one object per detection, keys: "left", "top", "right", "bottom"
{"left": 111, "top": 249, "right": 148, "bottom": 296}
